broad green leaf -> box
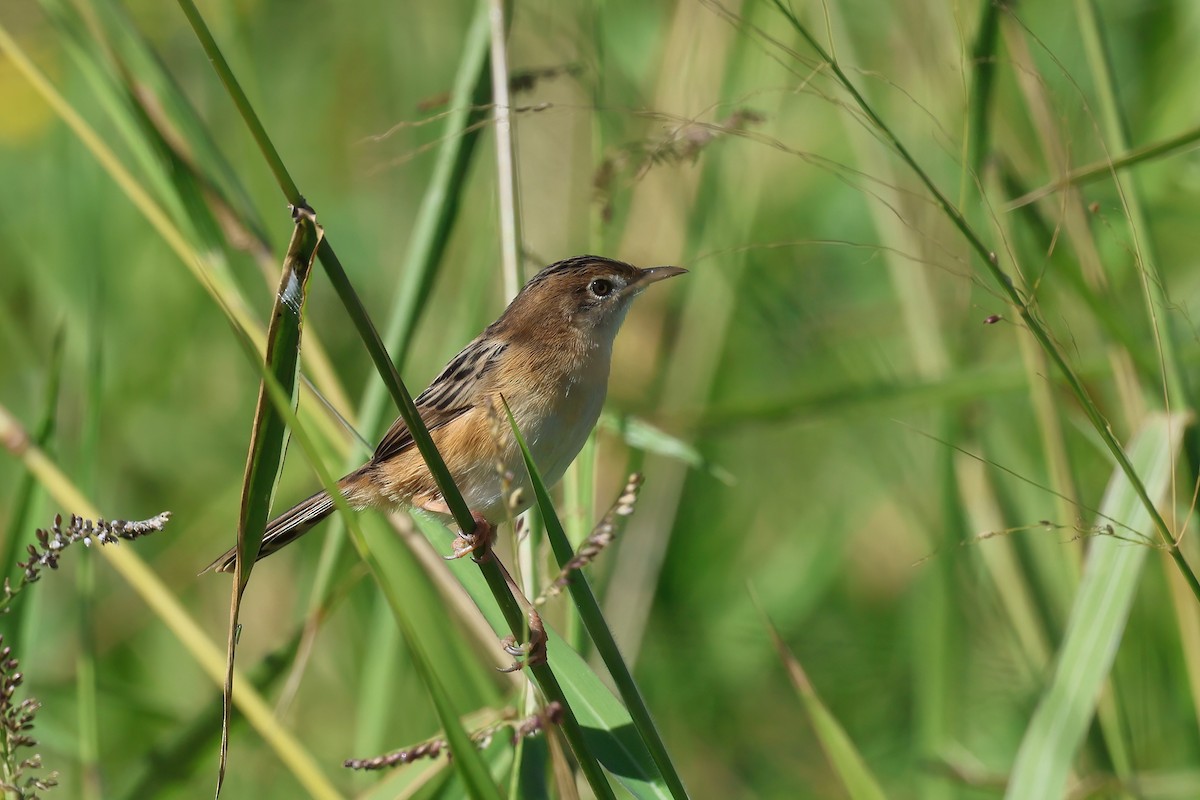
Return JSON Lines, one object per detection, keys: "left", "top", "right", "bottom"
{"left": 1006, "top": 412, "right": 1191, "bottom": 798}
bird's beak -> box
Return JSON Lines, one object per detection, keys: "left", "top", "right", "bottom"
{"left": 624, "top": 266, "right": 688, "bottom": 296}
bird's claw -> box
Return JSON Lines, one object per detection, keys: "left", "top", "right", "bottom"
{"left": 443, "top": 515, "right": 495, "bottom": 563}
{"left": 496, "top": 616, "right": 547, "bottom": 672}
{"left": 496, "top": 628, "right": 549, "bottom": 671}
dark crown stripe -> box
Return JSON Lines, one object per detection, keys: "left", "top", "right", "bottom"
{"left": 522, "top": 255, "right": 635, "bottom": 291}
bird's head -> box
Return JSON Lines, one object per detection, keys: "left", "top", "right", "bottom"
{"left": 497, "top": 256, "right": 687, "bottom": 342}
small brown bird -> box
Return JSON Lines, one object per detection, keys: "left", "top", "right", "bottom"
{"left": 207, "top": 255, "right": 685, "bottom": 573}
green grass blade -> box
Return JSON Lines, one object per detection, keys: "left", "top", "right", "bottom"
{"left": 966, "top": 0, "right": 1001, "bottom": 177}
{"left": 501, "top": 400, "right": 688, "bottom": 799}
{"left": 1005, "top": 124, "right": 1200, "bottom": 210}
{"left": 220, "top": 212, "right": 320, "bottom": 795}
{"left": 231, "top": 212, "right": 318, "bottom": 587}
{"left": 1006, "top": 411, "right": 1191, "bottom": 798}
{"left": 85, "top": 0, "right": 272, "bottom": 247}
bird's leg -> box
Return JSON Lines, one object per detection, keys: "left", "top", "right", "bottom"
{"left": 420, "top": 500, "right": 544, "bottom": 668}
{"left": 491, "top": 553, "right": 547, "bottom": 672}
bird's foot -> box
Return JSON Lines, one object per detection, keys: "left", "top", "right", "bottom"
{"left": 497, "top": 610, "right": 547, "bottom": 672}
{"left": 444, "top": 512, "right": 495, "bottom": 563}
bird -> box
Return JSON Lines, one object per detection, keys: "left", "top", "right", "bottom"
{"left": 206, "top": 255, "right": 686, "bottom": 573}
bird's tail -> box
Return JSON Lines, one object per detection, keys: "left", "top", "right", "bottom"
{"left": 203, "top": 470, "right": 369, "bottom": 574}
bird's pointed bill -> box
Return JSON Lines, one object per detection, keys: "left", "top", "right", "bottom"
{"left": 624, "top": 266, "right": 688, "bottom": 295}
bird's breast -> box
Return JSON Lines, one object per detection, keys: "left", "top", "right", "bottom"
{"left": 506, "top": 345, "right": 610, "bottom": 490}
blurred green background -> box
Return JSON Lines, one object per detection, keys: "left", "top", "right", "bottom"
{"left": 4, "top": 0, "right": 1200, "bottom": 797}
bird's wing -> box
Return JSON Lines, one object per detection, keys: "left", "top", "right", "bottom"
{"left": 371, "top": 337, "right": 509, "bottom": 464}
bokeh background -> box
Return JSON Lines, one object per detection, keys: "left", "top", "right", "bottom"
{"left": 3, "top": 0, "right": 1200, "bottom": 797}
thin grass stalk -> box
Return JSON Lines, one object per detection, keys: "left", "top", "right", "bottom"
{"left": 502, "top": 402, "right": 689, "bottom": 800}
{"left": 0, "top": 404, "right": 344, "bottom": 800}
{"left": 769, "top": 0, "right": 1200, "bottom": 602}
{"left": 1005, "top": 124, "right": 1200, "bottom": 210}
{"left": 487, "top": 0, "right": 522, "bottom": 301}
{"left": 984, "top": 170, "right": 1081, "bottom": 618}
{"left": 986, "top": 171, "right": 1134, "bottom": 776}
{"left": 998, "top": 18, "right": 1146, "bottom": 431}
{"left": 1074, "top": 0, "right": 1197, "bottom": 468}
{"left": 483, "top": 0, "right": 541, "bottom": 707}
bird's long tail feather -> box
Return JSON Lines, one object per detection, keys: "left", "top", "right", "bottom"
{"left": 203, "top": 484, "right": 343, "bottom": 575}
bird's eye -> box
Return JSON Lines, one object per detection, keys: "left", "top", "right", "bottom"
{"left": 589, "top": 278, "right": 614, "bottom": 297}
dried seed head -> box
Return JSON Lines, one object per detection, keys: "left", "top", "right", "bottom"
{"left": 537, "top": 473, "right": 644, "bottom": 603}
